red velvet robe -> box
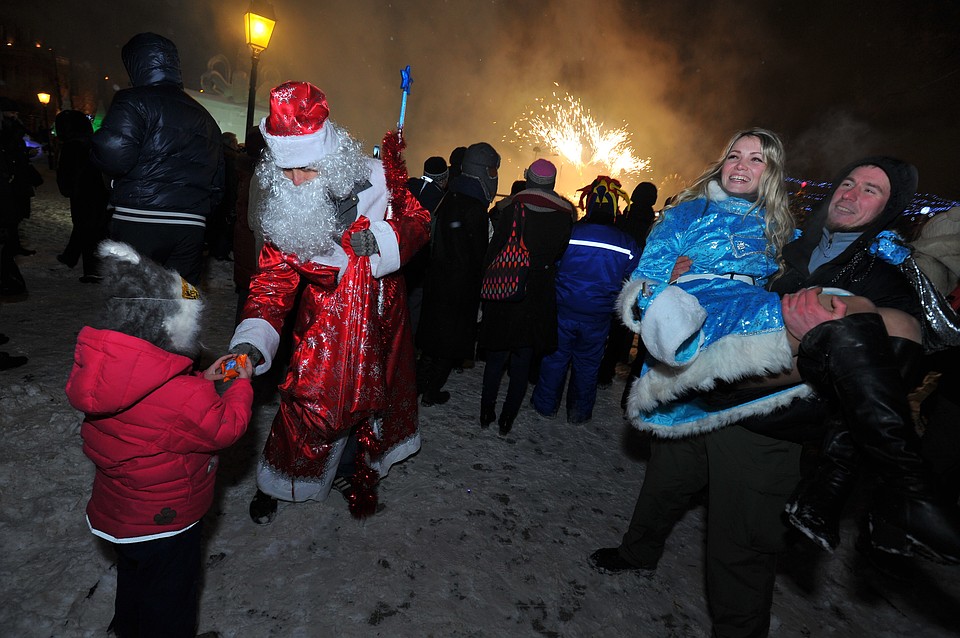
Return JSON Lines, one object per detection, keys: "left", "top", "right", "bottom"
{"left": 242, "top": 169, "right": 429, "bottom": 503}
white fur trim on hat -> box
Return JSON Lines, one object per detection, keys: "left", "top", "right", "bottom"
{"left": 260, "top": 117, "right": 340, "bottom": 168}
{"left": 640, "top": 285, "right": 707, "bottom": 366}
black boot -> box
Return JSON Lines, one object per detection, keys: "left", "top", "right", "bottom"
{"left": 421, "top": 390, "right": 450, "bottom": 407}
{"left": 249, "top": 489, "right": 278, "bottom": 525}
{"left": 498, "top": 412, "right": 515, "bottom": 436}
{"left": 480, "top": 403, "right": 496, "bottom": 428}
{"left": 797, "top": 314, "right": 960, "bottom": 564}
{"left": 785, "top": 334, "right": 925, "bottom": 551}
{"left": 786, "top": 418, "right": 859, "bottom": 551}
{"left": 0, "top": 351, "right": 28, "bottom": 370}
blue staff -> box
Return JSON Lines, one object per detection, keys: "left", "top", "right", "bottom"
{"left": 398, "top": 65, "right": 413, "bottom": 131}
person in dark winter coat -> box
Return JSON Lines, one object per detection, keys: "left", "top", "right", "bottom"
{"left": 531, "top": 176, "right": 640, "bottom": 424}
{"left": 0, "top": 98, "right": 41, "bottom": 296}
{"left": 617, "top": 181, "right": 658, "bottom": 250}
{"left": 598, "top": 181, "right": 658, "bottom": 385}
{"left": 404, "top": 156, "right": 449, "bottom": 335}
{"left": 416, "top": 142, "right": 500, "bottom": 406}
{"left": 66, "top": 240, "right": 252, "bottom": 638}
{"left": 91, "top": 32, "right": 224, "bottom": 286}
{"left": 55, "top": 110, "right": 110, "bottom": 282}
{"left": 231, "top": 126, "right": 267, "bottom": 324}
{"left": 765, "top": 158, "right": 960, "bottom": 564}
{"left": 206, "top": 131, "right": 242, "bottom": 261}
{"left": 478, "top": 159, "right": 573, "bottom": 434}
{"left": 406, "top": 156, "right": 448, "bottom": 216}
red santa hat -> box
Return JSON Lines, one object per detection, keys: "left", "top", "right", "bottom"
{"left": 259, "top": 81, "right": 339, "bottom": 168}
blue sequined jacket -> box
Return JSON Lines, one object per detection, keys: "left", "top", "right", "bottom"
{"left": 619, "top": 182, "right": 783, "bottom": 367}
{"left": 617, "top": 182, "right": 808, "bottom": 436}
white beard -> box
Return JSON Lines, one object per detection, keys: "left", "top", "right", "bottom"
{"left": 255, "top": 122, "right": 372, "bottom": 261}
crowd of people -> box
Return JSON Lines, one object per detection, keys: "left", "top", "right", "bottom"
{"left": 2, "top": 29, "right": 960, "bottom": 638}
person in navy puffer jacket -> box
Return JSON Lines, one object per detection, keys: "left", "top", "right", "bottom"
{"left": 532, "top": 176, "right": 640, "bottom": 423}
{"left": 91, "top": 32, "right": 224, "bottom": 286}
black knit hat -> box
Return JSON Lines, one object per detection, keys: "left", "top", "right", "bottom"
{"left": 423, "top": 156, "right": 448, "bottom": 181}
{"left": 790, "top": 156, "right": 919, "bottom": 266}
{"left": 836, "top": 156, "right": 919, "bottom": 230}
{"left": 631, "top": 182, "right": 658, "bottom": 208}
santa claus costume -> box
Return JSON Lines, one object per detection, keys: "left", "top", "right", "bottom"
{"left": 229, "top": 81, "right": 430, "bottom": 519}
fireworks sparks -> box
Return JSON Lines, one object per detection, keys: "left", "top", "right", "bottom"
{"left": 509, "top": 89, "right": 653, "bottom": 184}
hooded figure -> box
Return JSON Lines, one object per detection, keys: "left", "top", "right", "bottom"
{"left": 91, "top": 32, "right": 224, "bottom": 285}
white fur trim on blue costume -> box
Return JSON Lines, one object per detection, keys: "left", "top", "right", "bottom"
{"left": 98, "top": 239, "right": 141, "bottom": 265}
{"left": 629, "top": 383, "right": 815, "bottom": 439}
{"left": 641, "top": 284, "right": 707, "bottom": 366}
{"left": 618, "top": 278, "right": 645, "bottom": 333}
{"left": 628, "top": 328, "right": 793, "bottom": 414}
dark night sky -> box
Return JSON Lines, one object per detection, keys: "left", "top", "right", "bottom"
{"left": 6, "top": 0, "right": 960, "bottom": 199}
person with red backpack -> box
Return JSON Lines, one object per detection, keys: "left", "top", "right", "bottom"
{"left": 477, "top": 159, "right": 574, "bottom": 434}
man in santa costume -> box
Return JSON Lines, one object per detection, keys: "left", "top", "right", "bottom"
{"left": 226, "top": 81, "right": 430, "bottom": 523}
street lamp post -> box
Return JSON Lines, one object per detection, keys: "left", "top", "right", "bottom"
{"left": 244, "top": 1, "right": 276, "bottom": 133}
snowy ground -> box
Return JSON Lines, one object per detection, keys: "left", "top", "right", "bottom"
{"left": 2, "top": 166, "right": 959, "bottom": 638}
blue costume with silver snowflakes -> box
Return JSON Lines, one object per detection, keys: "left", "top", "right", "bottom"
{"left": 618, "top": 182, "right": 811, "bottom": 436}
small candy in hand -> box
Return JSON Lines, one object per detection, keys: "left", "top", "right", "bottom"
{"left": 220, "top": 354, "right": 248, "bottom": 382}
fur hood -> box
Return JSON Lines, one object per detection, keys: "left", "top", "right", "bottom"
{"left": 94, "top": 240, "right": 204, "bottom": 358}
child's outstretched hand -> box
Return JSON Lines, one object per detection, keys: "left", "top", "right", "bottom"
{"left": 205, "top": 354, "right": 253, "bottom": 382}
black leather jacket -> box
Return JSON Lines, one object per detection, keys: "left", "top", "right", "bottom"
{"left": 91, "top": 33, "right": 223, "bottom": 218}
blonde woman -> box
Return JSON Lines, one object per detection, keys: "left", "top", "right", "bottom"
{"left": 618, "top": 128, "right": 805, "bottom": 434}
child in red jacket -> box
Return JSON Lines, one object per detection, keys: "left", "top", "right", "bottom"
{"left": 66, "top": 240, "right": 253, "bottom": 638}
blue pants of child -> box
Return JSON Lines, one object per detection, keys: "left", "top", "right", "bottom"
{"left": 532, "top": 312, "right": 611, "bottom": 423}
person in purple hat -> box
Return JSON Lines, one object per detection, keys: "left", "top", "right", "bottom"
{"left": 478, "top": 159, "right": 574, "bottom": 434}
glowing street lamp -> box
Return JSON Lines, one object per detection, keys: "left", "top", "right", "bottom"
{"left": 244, "top": 1, "right": 276, "bottom": 132}
{"left": 37, "top": 92, "right": 51, "bottom": 129}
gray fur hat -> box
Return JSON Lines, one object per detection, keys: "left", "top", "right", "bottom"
{"left": 95, "top": 240, "right": 204, "bottom": 357}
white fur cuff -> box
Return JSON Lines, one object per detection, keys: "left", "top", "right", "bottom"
{"left": 231, "top": 318, "right": 281, "bottom": 375}
{"left": 618, "top": 278, "right": 646, "bottom": 333}
{"left": 640, "top": 285, "right": 706, "bottom": 366}
{"left": 367, "top": 219, "right": 401, "bottom": 278}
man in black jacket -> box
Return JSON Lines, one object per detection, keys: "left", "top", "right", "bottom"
{"left": 416, "top": 142, "right": 499, "bottom": 406}
{"left": 92, "top": 32, "right": 223, "bottom": 286}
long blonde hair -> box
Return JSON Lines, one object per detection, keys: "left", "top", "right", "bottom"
{"left": 670, "top": 128, "right": 794, "bottom": 270}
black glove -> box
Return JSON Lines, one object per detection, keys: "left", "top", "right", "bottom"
{"left": 350, "top": 229, "right": 379, "bottom": 256}
{"left": 229, "top": 343, "right": 263, "bottom": 367}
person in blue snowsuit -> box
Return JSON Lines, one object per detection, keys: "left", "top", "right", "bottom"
{"left": 531, "top": 176, "right": 640, "bottom": 424}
